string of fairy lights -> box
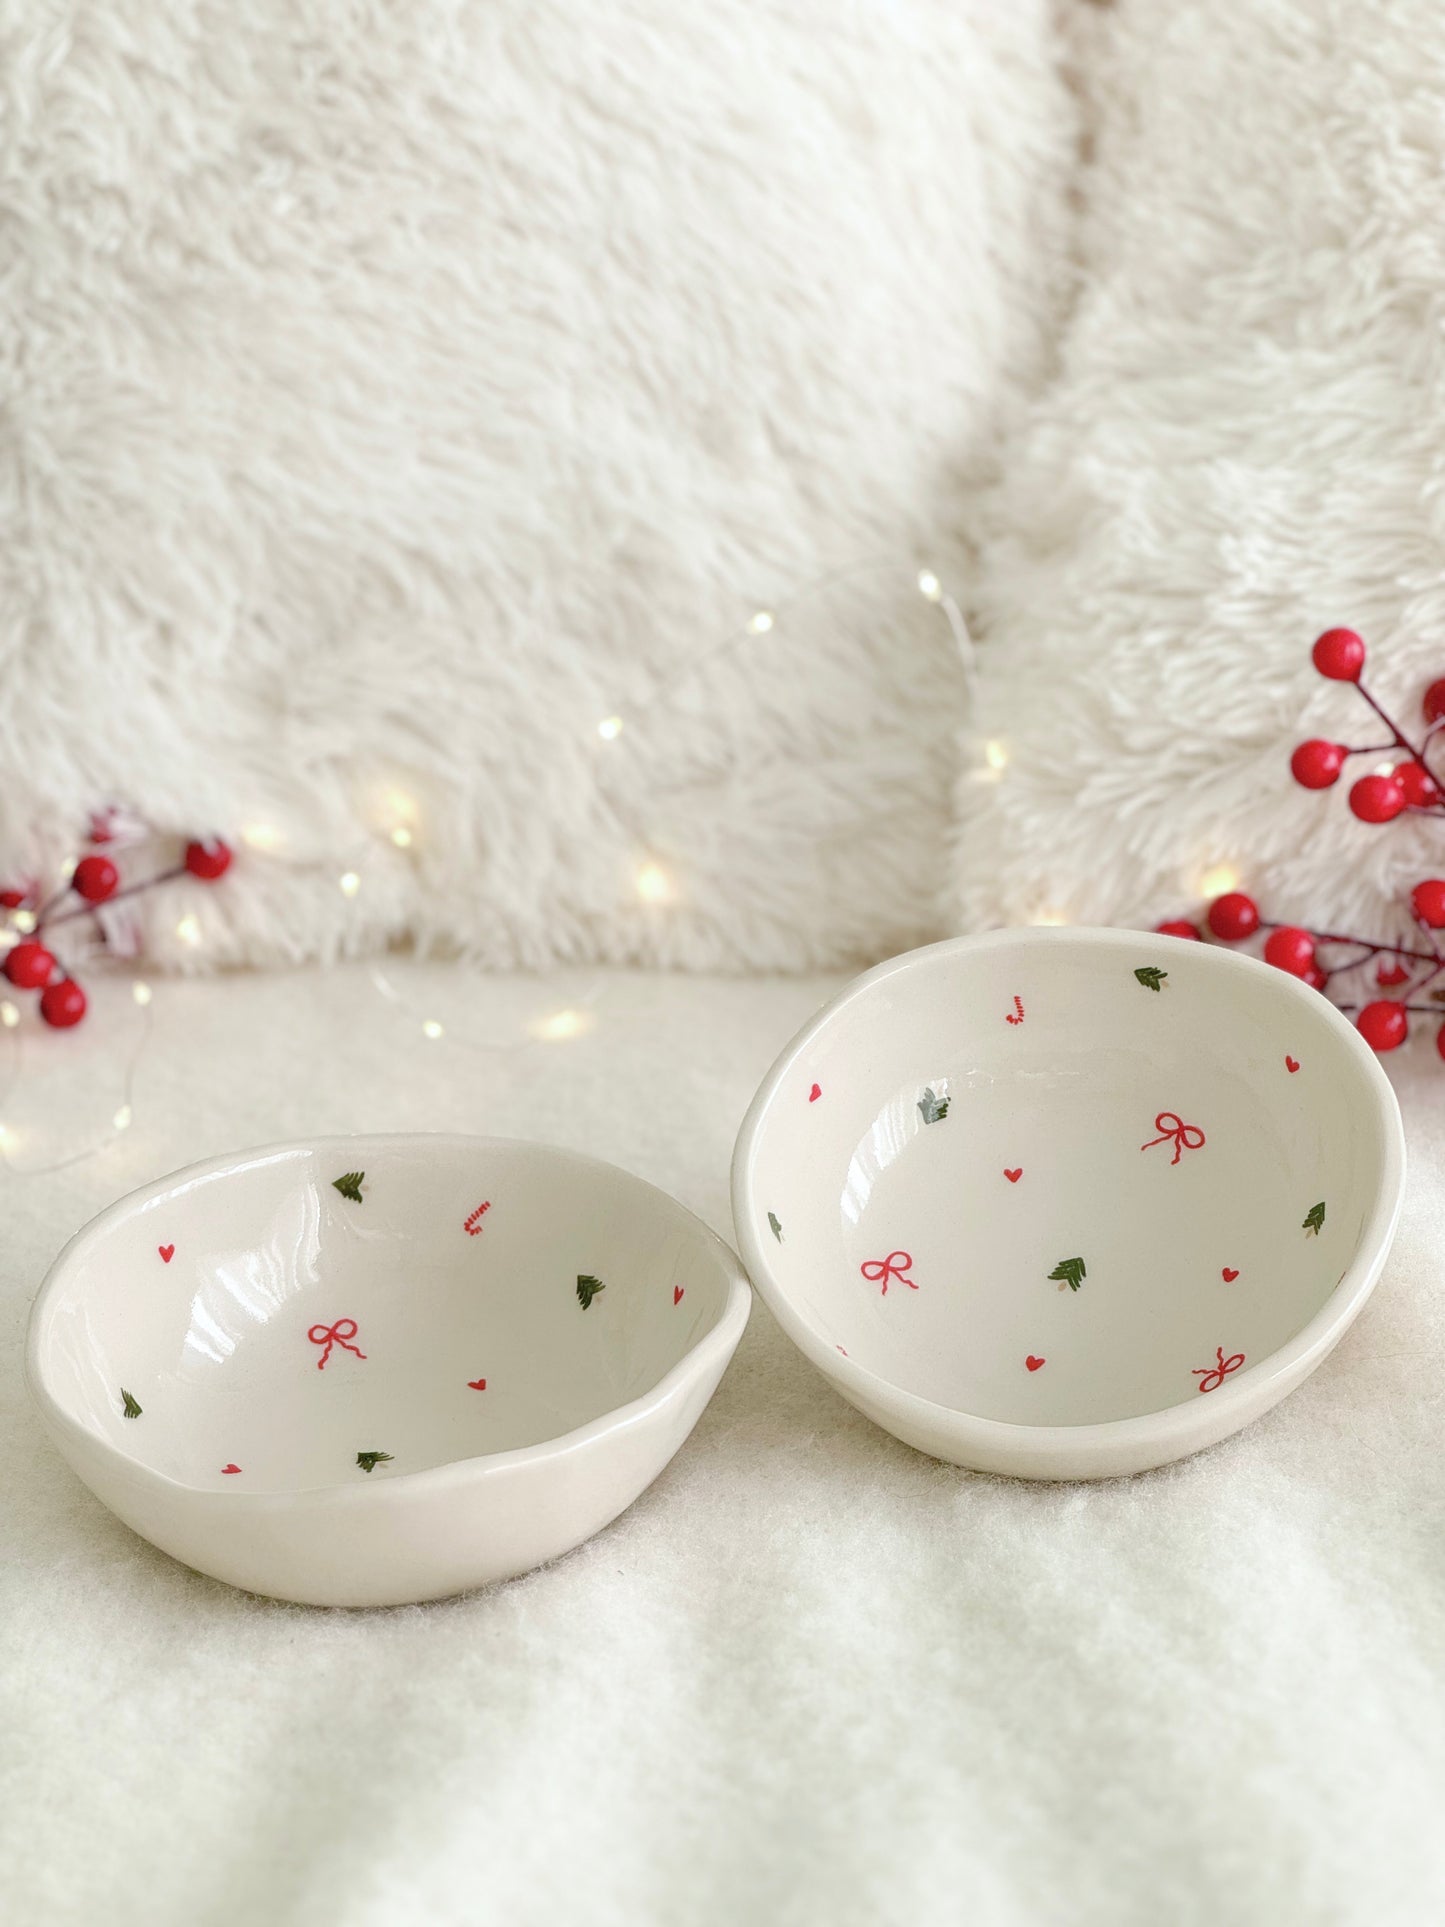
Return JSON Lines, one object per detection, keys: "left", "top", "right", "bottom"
{"left": 0, "top": 565, "right": 976, "bottom": 1172}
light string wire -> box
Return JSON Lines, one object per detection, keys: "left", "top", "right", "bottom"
{"left": 0, "top": 562, "right": 974, "bottom": 1173}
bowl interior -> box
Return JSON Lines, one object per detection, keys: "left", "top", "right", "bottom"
{"left": 738, "top": 934, "right": 1395, "bottom": 1426}
{"left": 33, "top": 1138, "right": 737, "bottom": 1492}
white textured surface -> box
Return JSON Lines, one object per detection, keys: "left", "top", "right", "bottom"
{"left": 4, "top": 963, "right": 1444, "bottom": 1925}
{"left": 955, "top": 0, "right": 1445, "bottom": 940}
{"left": 0, "top": 0, "right": 1074, "bottom": 973}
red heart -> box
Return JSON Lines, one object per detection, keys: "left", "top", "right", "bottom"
{"left": 221, "top": 1463, "right": 241, "bottom": 1474}
{"left": 673, "top": 1286, "right": 684, "bottom": 1305}
{"left": 158, "top": 1244, "right": 174, "bottom": 1263}
{"left": 1222, "top": 1268, "right": 1239, "bottom": 1282}
{"left": 467, "top": 1377, "right": 487, "bottom": 1391}
{"left": 1285, "top": 1056, "right": 1299, "bottom": 1074}
{"left": 1025, "top": 1355, "right": 1045, "bottom": 1372}
{"left": 808, "top": 1083, "right": 821, "bottom": 1103}
{"left": 1004, "top": 1168, "right": 1023, "bottom": 1183}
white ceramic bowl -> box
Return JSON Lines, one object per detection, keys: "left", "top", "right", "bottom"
{"left": 732, "top": 928, "right": 1405, "bottom": 1479}
{"left": 27, "top": 1135, "right": 750, "bottom": 1605}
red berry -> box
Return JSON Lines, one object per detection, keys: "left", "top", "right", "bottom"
{"left": 1155, "top": 919, "right": 1201, "bottom": 941}
{"left": 1357, "top": 1000, "right": 1409, "bottom": 1052}
{"left": 184, "top": 838, "right": 232, "bottom": 881}
{"left": 1302, "top": 965, "right": 1329, "bottom": 991}
{"left": 0, "top": 888, "right": 27, "bottom": 909}
{"left": 1378, "top": 959, "right": 1411, "bottom": 987}
{"left": 1207, "top": 892, "right": 1260, "bottom": 942}
{"left": 39, "top": 978, "right": 86, "bottom": 1028}
{"left": 72, "top": 854, "right": 119, "bottom": 903}
{"left": 4, "top": 940, "right": 55, "bottom": 988}
{"left": 1424, "top": 679, "right": 1445, "bottom": 726}
{"left": 1412, "top": 879, "right": 1445, "bottom": 927}
{"left": 1263, "top": 926, "right": 1316, "bottom": 975}
{"left": 1290, "top": 740, "right": 1347, "bottom": 790}
{"left": 1395, "top": 760, "right": 1442, "bottom": 808}
{"left": 1349, "top": 773, "right": 1406, "bottom": 823}
{"left": 1312, "top": 628, "right": 1366, "bottom": 682}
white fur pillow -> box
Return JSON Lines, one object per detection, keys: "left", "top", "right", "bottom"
{"left": 1, "top": 2, "right": 1073, "bottom": 972}
{"left": 955, "top": 0, "right": 1445, "bottom": 942}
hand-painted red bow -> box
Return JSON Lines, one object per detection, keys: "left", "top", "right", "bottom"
{"left": 1193, "top": 1346, "right": 1245, "bottom": 1394}
{"left": 1140, "top": 1111, "right": 1206, "bottom": 1165}
{"left": 860, "top": 1250, "right": 916, "bottom": 1295}
{"left": 308, "top": 1318, "right": 367, "bottom": 1369}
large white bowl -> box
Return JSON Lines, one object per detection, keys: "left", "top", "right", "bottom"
{"left": 732, "top": 928, "right": 1405, "bottom": 1479}
{"left": 28, "top": 1135, "right": 750, "bottom": 1606}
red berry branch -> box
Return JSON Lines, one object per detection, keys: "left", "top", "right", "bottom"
{"left": 0, "top": 822, "right": 232, "bottom": 1029}
{"left": 1156, "top": 627, "right": 1445, "bottom": 1062}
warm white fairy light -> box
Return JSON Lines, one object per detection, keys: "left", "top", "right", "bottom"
{"left": 747, "top": 610, "right": 774, "bottom": 636}
{"left": 132, "top": 981, "right": 152, "bottom": 1006}
{"left": 339, "top": 871, "right": 361, "bottom": 898}
{"left": 531, "top": 1007, "right": 594, "bottom": 1043}
{"left": 112, "top": 1105, "right": 132, "bottom": 1131}
{"left": 241, "top": 823, "right": 284, "bottom": 852}
{"left": 635, "top": 861, "right": 675, "bottom": 905}
{"left": 422, "top": 1018, "right": 444, "bottom": 1040}
{"left": 984, "top": 740, "right": 1009, "bottom": 772}
{"left": 0, "top": 1001, "right": 17, "bottom": 1029}
{"left": 390, "top": 826, "right": 413, "bottom": 849}
{"left": 1198, "top": 863, "right": 1239, "bottom": 899}
{"left": 12, "top": 909, "right": 35, "bottom": 934}
{"left": 175, "top": 914, "right": 201, "bottom": 946}
{"left": 1031, "top": 908, "right": 1070, "bottom": 927}
{"left": 917, "top": 570, "right": 942, "bottom": 602}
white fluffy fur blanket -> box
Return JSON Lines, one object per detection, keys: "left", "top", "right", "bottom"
{"left": 0, "top": 1, "right": 1073, "bottom": 973}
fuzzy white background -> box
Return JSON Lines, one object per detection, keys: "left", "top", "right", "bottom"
{"left": 956, "top": 0, "right": 1445, "bottom": 943}
{"left": 0, "top": 0, "right": 1074, "bottom": 974}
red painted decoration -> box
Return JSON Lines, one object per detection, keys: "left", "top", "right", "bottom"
{"left": 1285, "top": 1055, "right": 1300, "bottom": 1073}
{"left": 860, "top": 1250, "right": 916, "bottom": 1296}
{"left": 808, "top": 1083, "right": 821, "bottom": 1102}
{"left": 1411, "top": 879, "right": 1445, "bottom": 928}
{"left": 4, "top": 940, "right": 55, "bottom": 988}
{"left": 464, "top": 1201, "right": 491, "bottom": 1236}
{"left": 72, "top": 855, "right": 119, "bottom": 903}
{"left": 1357, "top": 1001, "right": 1409, "bottom": 1052}
{"left": 1004, "top": 1167, "right": 1023, "bottom": 1183}
{"left": 1221, "top": 1267, "right": 1239, "bottom": 1282}
{"left": 158, "top": 1245, "right": 175, "bottom": 1262}
{"left": 1311, "top": 627, "right": 1366, "bottom": 682}
{"left": 1206, "top": 892, "right": 1259, "bottom": 941}
{"left": 1140, "top": 1111, "right": 1206, "bottom": 1165}
{"left": 1193, "top": 1346, "right": 1246, "bottom": 1393}
{"left": 39, "top": 979, "right": 87, "bottom": 1028}
{"left": 673, "top": 1285, "right": 685, "bottom": 1304}
{"left": 467, "top": 1378, "right": 487, "bottom": 1391}
{"left": 1263, "top": 926, "right": 1316, "bottom": 975}
{"left": 308, "top": 1318, "right": 367, "bottom": 1368}
{"left": 1289, "top": 739, "right": 1347, "bottom": 790}
{"left": 184, "top": 838, "right": 233, "bottom": 880}
{"left": 222, "top": 1464, "right": 241, "bottom": 1474}
{"left": 1349, "top": 773, "right": 1406, "bottom": 823}
{"left": 1005, "top": 995, "right": 1025, "bottom": 1025}
{"left": 1154, "top": 919, "right": 1201, "bottom": 941}
{"left": 1025, "top": 1355, "right": 1045, "bottom": 1372}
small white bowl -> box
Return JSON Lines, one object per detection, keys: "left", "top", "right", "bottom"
{"left": 27, "top": 1135, "right": 750, "bottom": 1606}
{"left": 732, "top": 928, "right": 1405, "bottom": 1479}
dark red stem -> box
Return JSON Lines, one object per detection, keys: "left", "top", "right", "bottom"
{"left": 39, "top": 865, "right": 188, "bottom": 932}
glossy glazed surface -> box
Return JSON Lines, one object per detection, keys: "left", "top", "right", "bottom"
{"left": 29, "top": 1136, "right": 750, "bottom": 1603}
{"left": 733, "top": 929, "right": 1405, "bottom": 1477}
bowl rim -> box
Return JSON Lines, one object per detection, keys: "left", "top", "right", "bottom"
{"left": 731, "top": 926, "right": 1407, "bottom": 1452}
{"left": 27, "top": 1132, "right": 752, "bottom": 1506}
